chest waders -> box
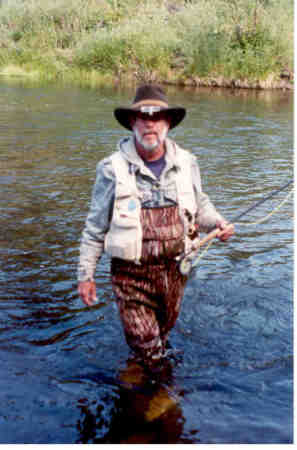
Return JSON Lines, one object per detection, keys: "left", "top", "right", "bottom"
{"left": 107, "top": 148, "right": 198, "bottom": 368}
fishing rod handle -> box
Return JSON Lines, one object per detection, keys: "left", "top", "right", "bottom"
{"left": 199, "top": 228, "right": 220, "bottom": 247}
{"left": 199, "top": 223, "right": 234, "bottom": 247}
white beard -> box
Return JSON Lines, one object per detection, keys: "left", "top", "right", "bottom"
{"left": 133, "top": 126, "right": 168, "bottom": 152}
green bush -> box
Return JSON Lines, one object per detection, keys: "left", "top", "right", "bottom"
{"left": 0, "top": 0, "right": 293, "bottom": 85}
{"left": 74, "top": 4, "right": 180, "bottom": 79}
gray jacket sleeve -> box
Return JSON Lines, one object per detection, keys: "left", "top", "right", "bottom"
{"left": 77, "top": 158, "right": 115, "bottom": 282}
{"left": 191, "top": 156, "right": 224, "bottom": 233}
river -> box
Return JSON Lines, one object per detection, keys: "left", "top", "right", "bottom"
{"left": 0, "top": 80, "right": 293, "bottom": 444}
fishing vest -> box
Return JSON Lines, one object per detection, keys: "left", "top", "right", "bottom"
{"left": 104, "top": 144, "right": 198, "bottom": 263}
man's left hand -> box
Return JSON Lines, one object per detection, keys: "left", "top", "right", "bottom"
{"left": 216, "top": 220, "right": 235, "bottom": 242}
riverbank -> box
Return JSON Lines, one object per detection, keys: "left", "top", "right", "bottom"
{"left": 0, "top": 0, "right": 293, "bottom": 90}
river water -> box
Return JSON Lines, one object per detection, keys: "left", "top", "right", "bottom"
{"left": 0, "top": 80, "right": 293, "bottom": 444}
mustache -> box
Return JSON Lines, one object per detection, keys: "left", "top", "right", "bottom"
{"left": 142, "top": 131, "right": 158, "bottom": 137}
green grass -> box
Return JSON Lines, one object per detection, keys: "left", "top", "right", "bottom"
{"left": 0, "top": 0, "right": 293, "bottom": 87}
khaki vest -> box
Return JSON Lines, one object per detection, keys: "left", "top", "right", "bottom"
{"left": 104, "top": 144, "right": 197, "bottom": 263}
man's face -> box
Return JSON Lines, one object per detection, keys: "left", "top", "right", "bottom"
{"left": 132, "top": 111, "right": 170, "bottom": 152}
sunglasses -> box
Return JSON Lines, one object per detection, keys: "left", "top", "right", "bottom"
{"left": 135, "top": 111, "right": 169, "bottom": 122}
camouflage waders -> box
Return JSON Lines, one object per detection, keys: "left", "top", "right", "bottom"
{"left": 111, "top": 205, "right": 187, "bottom": 368}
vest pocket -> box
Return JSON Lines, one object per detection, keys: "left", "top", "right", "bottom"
{"left": 104, "top": 194, "right": 142, "bottom": 261}
{"left": 113, "top": 195, "right": 140, "bottom": 228}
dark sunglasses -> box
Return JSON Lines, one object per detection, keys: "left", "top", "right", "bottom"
{"left": 135, "top": 111, "right": 168, "bottom": 122}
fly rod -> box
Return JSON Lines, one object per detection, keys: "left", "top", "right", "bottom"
{"left": 179, "top": 179, "right": 294, "bottom": 275}
{"left": 200, "top": 179, "right": 293, "bottom": 246}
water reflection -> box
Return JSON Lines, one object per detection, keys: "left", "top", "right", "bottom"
{"left": 75, "top": 357, "right": 194, "bottom": 444}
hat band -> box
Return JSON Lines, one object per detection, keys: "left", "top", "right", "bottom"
{"left": 132, "top": 99, "right": 169, "bottom": 110}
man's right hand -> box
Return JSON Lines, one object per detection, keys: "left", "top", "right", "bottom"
{"left": 78, "top": 281, "right": 97, "bottom": 307}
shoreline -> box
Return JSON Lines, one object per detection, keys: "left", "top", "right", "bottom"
{"left": 0, "top": 0, "right": 292, "bottom": 93}
{"left": 163, "top": 75, "right": 293, "bottom": 91}
{"left": 0, "top": 65, "right": 293, "bottom": 91}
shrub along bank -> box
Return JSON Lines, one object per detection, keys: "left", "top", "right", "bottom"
{"left": 0, "top": 0, "right": 293, "bottom": 89}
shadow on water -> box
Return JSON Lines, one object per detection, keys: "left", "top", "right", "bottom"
{"left": 0, "top": 81, "right": 293, "bottom": 443}
{"left": 69, "top": 357, "right": 196, "bottom": 444}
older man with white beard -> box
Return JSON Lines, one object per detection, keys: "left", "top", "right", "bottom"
{"left": 78, "top": 84, "right": 234, "bottom": 372}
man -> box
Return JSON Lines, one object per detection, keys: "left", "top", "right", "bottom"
{"left": 78, "top": 84, "right": 234, "bottom": 371}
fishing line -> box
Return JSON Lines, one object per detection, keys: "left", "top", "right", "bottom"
{"left": 178, "top": 180, "right": 294, "bottom": 275}
{"left": 191, "top": 184, "right": 294, "bottom": 271}
{"left": 229, "top": 179, "right": 293, "bottom": 223}
{"left": 237, "top": 188, "right": 294, "bottom": 226}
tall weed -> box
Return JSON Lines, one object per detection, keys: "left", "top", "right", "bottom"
{"left": 74, "top": 4, "right": 180, "bottom": 81}
{"left": 0, "top": 0, "right": 293, "bottom": 84}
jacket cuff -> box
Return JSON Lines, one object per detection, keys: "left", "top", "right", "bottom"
{"left": 77, "top": 242, "right": 104, "bottom": 282}
{"left": 77, "top": 267, "right": 95, "bottom": 283}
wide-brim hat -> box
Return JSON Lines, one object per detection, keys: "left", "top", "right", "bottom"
{"left": 114, "top": 84, "right": 186, "bottom": 131}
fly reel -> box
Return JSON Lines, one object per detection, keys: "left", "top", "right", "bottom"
{"left": 178, "top": 257, "right": 193, "bottom": 276}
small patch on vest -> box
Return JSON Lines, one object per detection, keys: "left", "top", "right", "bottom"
{"left": 128, "top": 199, "right": 137, "bottom": 211}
